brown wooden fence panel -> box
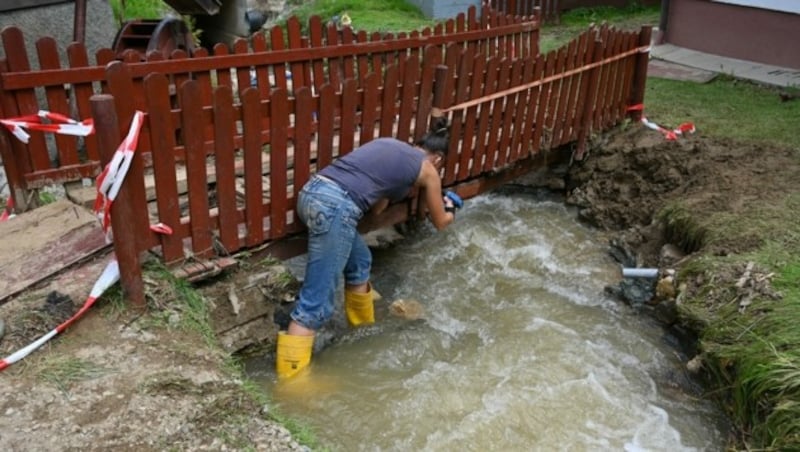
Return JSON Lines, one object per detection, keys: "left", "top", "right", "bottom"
{"left": 180, "top": 80, "right": 214, "bottom": 259}
{"left": 211, "top": 85, "right": 240, "bottom": 256}
{"left": 293, "top": 86, "right": 313, "bottom": 226}
{"left": 380, "top": 64, "right": 399, "bottom": 138}
{"left": 360, "top": 72, "right": 380, "bottom": 146}
{"left": 471, "top": 55, "right": 498, "bottom": 178}
{"left": 66, "top": 42, "right": 100, "bottom": 162}
{"left": 3, "top": 28, "right": 50, "bottom": 174}
{"left": 269, "top": 88, "right": 289, "bottom": 240}
{"left": 143, "top": 73, "right": 184, "bottom": 263}
{"left": 339, "top": 79, "right": 357, "bottom": 156}
{"left": 461, "top": 52, "right": 485, "bottom": 175}
{"left": 37, "top": 37, "right": 79, "bottom": 167}
{"left": 241, "top": 88, "right": 264, "bottom": 247}
{"left": 316, "top": 84, "right": 335, "bottom": 171}
{"left": 453, "top": 49, "right": 473, "bottom": 180}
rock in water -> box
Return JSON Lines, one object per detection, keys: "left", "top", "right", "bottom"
{"left": 389, "top": 299, "right": 425, "bottom": 320}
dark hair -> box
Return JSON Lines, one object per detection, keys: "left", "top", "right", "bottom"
{"left": 415, "top": 116, "right": 450, "bottom": 155}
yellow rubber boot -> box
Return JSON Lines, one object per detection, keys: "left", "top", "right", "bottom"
{"left": 345, "top": 285, "right": 375, "bottom": 327}
{"left": 275, "top": 332, "right": 314, "bottom": 379}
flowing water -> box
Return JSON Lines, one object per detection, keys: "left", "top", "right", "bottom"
{"left": 247, "top": 192, "right": 728, "bottom": 451}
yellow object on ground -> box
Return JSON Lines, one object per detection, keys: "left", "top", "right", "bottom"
{"left": 345, "top": 286, "right": 375, "bottom": 327}
{"left": 275, "top": 332, "right": 314, "bottom": 379}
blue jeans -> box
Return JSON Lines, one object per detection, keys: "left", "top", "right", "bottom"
{"left": 291, "top": 176, "right": 371, "bottom": 330}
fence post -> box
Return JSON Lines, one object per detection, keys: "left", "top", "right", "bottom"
{"left": 627, "top": 25, "right": 652, "bottom": 123}
{"left": 90, "top": 94, "right": 145, "bottom": 308}
{"left": 574, "top": 38, "right": 603, "bottom": 161}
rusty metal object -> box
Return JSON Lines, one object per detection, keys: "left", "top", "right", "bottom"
{"left": 111, "top": 17, "right": 195, "bottom": 60}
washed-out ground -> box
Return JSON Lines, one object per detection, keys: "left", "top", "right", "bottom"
{"left": 1, "top": 121, "right": 798, "bottom": 449}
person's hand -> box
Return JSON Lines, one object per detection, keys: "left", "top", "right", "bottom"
{"left": 442, "top": 190, "right": 463, "bottom": 215}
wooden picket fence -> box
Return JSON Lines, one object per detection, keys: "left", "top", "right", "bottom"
{"left": 0, "top": 2, "right": 651, "bottom": 305}
{"left": 0, "top": 3, "right": 539, "bottom": 210}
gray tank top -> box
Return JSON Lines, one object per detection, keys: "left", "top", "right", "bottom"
{"left": 319, "top": 138, "right": 424, "bottom": 212}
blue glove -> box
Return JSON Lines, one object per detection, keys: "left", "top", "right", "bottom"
{"left": 443, "top": 190, "right": 463, "bottom": 209}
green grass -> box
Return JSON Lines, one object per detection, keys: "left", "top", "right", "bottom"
{"left": 108, "top": 0, "right": 169, "bottom": 22}
{"left": 645, "top": 76, "right": 800, "bottom": 149}
{"left": 37, "top": 356, "right": 111, "bottom": 394}
{"left": 540, "top": 4, "right": 660, "bottom": 52}
{"left": 289, "top": 0, "right": 438, "bottom": 34}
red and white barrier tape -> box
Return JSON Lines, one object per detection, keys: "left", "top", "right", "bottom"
{"left": 93, "top": 111, "right": 145, "bottom": 240}
{"left": 0, "top": 110, "right": 172, "bottom": 372}
{"left": 0, "top": 196, "right": 14, "bottom": 222}
{"left": 0, "top": 260, "right": 120, "bottom": 371}
{"left": 628, "top": 104, "right": 696, "bottom": 140}
{"left": 0, "top": 110, "right": 94, "bottom": 144}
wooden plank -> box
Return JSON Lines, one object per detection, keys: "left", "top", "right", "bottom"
{"left": 316, "top": 84, "right": 335, "bottom": 171}
{"left": 0, "top": 199, "right": 109, "bottom": 302}
{"left": 286, "top": 16, "right": 306, "bottom": 89}
{"left": 413, "top": 45, "right": 440, "bottom": 143}
{"left": 66, "top": 42, "right": 100, "bottom": 162}
{"left": 471, "top": 55, "right": 498, "bottom": 178}
{"left": 339, "top": 79, "right": 357, "bottom": 155}
{"left": 325, "top": 23, "right": 342, "bottom": 89}
{"left": 483, "top": 58, "right": 511, "bottom": 172}
{"left": 560, "top": 31, "right": 590, "bottom": 145}
{"left": 293, "top": 86, "right": 313, "bottom": 225}
{"left": 518, "top": 54, "right": 544, "bottom": 158}
{"left": 380, "top": 64, "right": 399, "bottom": 137}
{"left": 233, "top": 39, "right": 252, "bottom": 96}
{"left": 593, "top": 25, "right": 611, "bottom": 131}
{"left": 211, "top": 85, "right": 240, "bottom": 255}
{"left": 453, "top": 49, "right": 473, "bottom": 180}
{"left": 241, "top": 88, "right": 264, "bottom": 246}
{"left": 37, "top": 37, "right": 79, "bottom": 166}
{"left": 3, "top": 27, "right": 50, "bottom": 173}
{"left": 531, "top": 51, "right": 556, "bottom": 155}
{"left": 461, "top": 52, "right": 485, "bottom": 175}
{"left": 550, "top": 40, "right": 577, "bottom": 148}
{"left": 496, "top": 58, "right": 523, "bottom": 168}
{"left": 396, "top": 54, "right": 419, "bottom": 143}
{"left": 508, "top": 58, "right": 535, "bottom": 163}
{"left": 341, "top": 27, "right": 356, "bottom": 81}
{"left": 179, "top": 80, "right": 214, "bottom": 257}
{"left": 143, "top": 73, "right": 184, "bottom": 263}
{"left": 308, "top": 15, "right": 326, "bottom": 91}
{"left": 360, "top": 72, "right": 379, "bottom": 145}
{"left": 544, "top": 46, "right": 567, "bottom": 150}
{"left": 269, "top": 88, "right": 289, "bottom": 239}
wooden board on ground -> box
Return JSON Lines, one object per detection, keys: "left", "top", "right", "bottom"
{"left": 0, "top": 199, "right": 109, "bottom": 302}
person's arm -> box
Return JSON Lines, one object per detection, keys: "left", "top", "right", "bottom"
{"left": 417, "top": 160, "right": 454, "bottom": 230}
{"left": 357, "top": 197, "right": 390, "bottom": 233}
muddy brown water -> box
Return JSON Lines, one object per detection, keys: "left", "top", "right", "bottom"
{"left": 247, "top": 192, "right": 728, "bottom": 451}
